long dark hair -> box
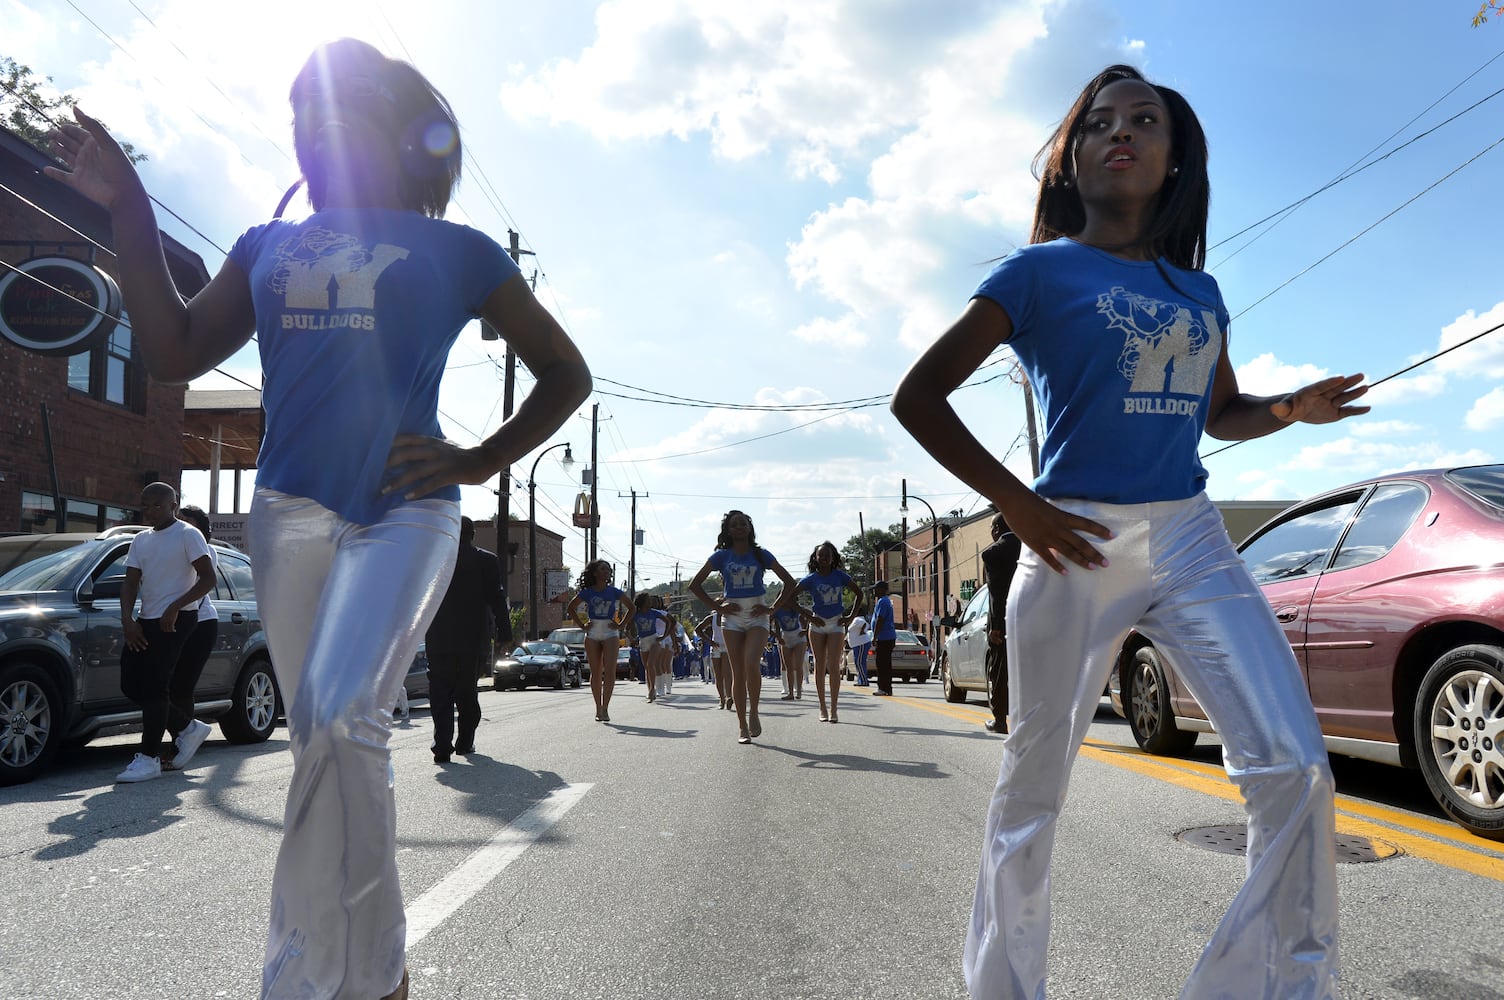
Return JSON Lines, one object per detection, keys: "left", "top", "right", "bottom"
{"left": 715, "top": 509, "right": 767, "bottom": 568}
{"left": 577, "top": 559, "right": 611, "bottom": 591}
{"left": 807, "top": 540, "right": 843, "bottom": 574}
{"left": 289, "top": 38, "right": 462, "bottom": 217}
{"left": 1030, "top": 64, "right": 1209, "bottom": 270}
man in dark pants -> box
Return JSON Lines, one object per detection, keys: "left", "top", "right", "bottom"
{"left": 427, "top": 517, "right": 509, "bottom": 763}
{"left": 870, "top": 579, "right": 897, "bottom": 696}
{"left": 980, "top": 512, "right": 1022, "bottom": 735}
{"left": 116, "top": 483, "right": 216, "bottom": 783}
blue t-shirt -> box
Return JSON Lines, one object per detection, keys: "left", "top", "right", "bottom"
{"left": 708, "top": 547, "right": 775, "bottom": 599}
{"left": 798, "top": 570, "right": 853, "bottom": 619}
{"left": 229, "top": 208, "right": 520, "bottom": 525}
{"left": 872, "top": 595, "right": 897, "bottom": 641}
{"left": 578, "top": 586, "right": 625, "bottom": 621}
{"left": 973, "top": 239, "right": 1230, "bottom": 504}
{"left": 772, "top": 607, "right": 803, "bottom": 633}
{"left": 633, "top": 609, "right": 667, "bottom": 639}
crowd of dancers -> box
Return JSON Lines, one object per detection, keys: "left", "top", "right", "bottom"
{"left": 567, "top": 512, "right": 883, "bottom": 742}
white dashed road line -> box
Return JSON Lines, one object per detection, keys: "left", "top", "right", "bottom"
{"left": 405, "top": 782, "right": 594, "bottom": 944}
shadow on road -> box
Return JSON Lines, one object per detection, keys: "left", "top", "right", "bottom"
{"left": 761, "top": 742, "right": 949, "bottom": 779}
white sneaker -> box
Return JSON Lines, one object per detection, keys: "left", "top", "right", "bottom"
{"left": 171, "top": 719, "right": 212, "bottom": 769}
{"left": 116, "top": 753, "right": 162, "bottom": 783}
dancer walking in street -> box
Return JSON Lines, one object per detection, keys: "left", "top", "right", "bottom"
{"left": 793, "top": 541, "right": 863, "bottom": 723}
{"left": 48, "top": 37, "right": 590, "bottom": 1000}
{"left": 568, "top": 561, "right": 634, "bottom": 722}
{"left": 688, "top": 510, "right": 796, "bottom": 743}
{"left": 890, "top": 64, "right": 1364, "bottom": 1000}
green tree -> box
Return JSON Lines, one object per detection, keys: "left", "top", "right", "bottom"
{"left": 840, "top": 523, "right": 902, "bottom": 593}
{"left": 1, "top": 56, "right": 145, "bottom": 163}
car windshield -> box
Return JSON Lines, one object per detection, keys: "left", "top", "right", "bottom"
{"left": 0, "top": 538, "right": 96, "bottom": 593}
{"left": 519, "top": 642, "right": 565, "bottom": 656}
{"left": 894, "top": 629, "right": 921, "bottom": 645}
{"left": 1446, "top": 465, "right": 1504, "bottom": 510}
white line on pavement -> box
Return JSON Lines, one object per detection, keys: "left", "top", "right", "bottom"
{"left": 405, "top": 782, "right": 594, "bottom": 945}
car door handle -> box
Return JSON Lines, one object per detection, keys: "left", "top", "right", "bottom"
{"left": 1274, "top": 606, "right": 1300, "bottom": 623}
{"left": 230, "top": 612, "right": 246, "bottom": 624}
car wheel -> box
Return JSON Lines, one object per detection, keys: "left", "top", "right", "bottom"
{"left": 942, "top": 663, "right": 967, "bottom": 704}
{"left": 1414, "top": 644, "right": 1504, "bottom": 841}
{"left": 220, "top": 658, "right": 279, "bottom": 744}
{"left": 494, "top": 677, "right": 505, "bottom": 692}
{"left": 571, "top": 669, "right": 582, "bottom": 689}
{"left": 554, "top": 669, "right": 565, "bottom": 691}
{"left": 0, "top": 662, "right": 63, "bottom": 786}
{"left": 1123, "top": 645, "right": 1197, "bottom": 755}
{"left": 913, "top": 671, "right": 926, "bottom": 684}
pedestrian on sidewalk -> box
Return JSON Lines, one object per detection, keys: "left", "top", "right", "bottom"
{"left": 427, "top": 516, "right": 508, "bottom": 763}
{"left": 115, "top": 483, "right": 217, "bottom": 783}
{"left": 845, "top": 612, "right": 872, "bottom": 687}
{"left": 869, "top": 580, "right": 897, "bottom": 696}
{"left": 159, "top": 504, "right": 221, "bottom": 771}
{"left": 979, "top": 512, "right": 1021, "bottom": 735}
{"left": 48, "top": 37, "right": 590, "bottom": 1000}
{"left": 891, "top": 63, "right": 1364, "bottom": 1000}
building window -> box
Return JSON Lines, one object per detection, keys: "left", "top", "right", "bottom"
{"left": 66, "top": 310, "right": 142, "bottom": 411}
{"left": 20, "top": 490, "right": 134, "bottom": 533}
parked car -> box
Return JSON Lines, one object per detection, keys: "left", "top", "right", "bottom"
{"left": 547, "top": 626, "right": 587, "bottom": 678}
{"left": 940, "top": 587, "right": 992, "bottom": 704}
{"left": 1111, "top": 465, "right": 1504, "bottom": 840}
{"left": 617, "top": 644, "right": 638, "bottom": 681}
{"left": 0, "top": 528, "right": 280, "bottom": 786}
{"left": 403, "top": 644, "right": 430, "bottom": 701}
{"left": 492, "top": 641, "right": 582, "bottom": 690}
{"left": 847, "top": 627, "right": 931, "bottom": 683}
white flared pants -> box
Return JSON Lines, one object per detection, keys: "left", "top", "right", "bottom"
{"left": 964, "top": 494, "right": 1338, "bottom": 1000}
{"left": 250, "top": 488, "right": 459, "bottom": 1000}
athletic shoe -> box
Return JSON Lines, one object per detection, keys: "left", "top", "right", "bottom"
{"left": 170, "top": 719, "right": 212, "bottom": 769}
{"left": 116, "top": 753, "right": 162, "bottom": 783}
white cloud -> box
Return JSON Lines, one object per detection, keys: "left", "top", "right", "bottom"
{"left": 1349, "top": 419, "right": 1420, "bottom": 439}
{"left": 1436, "top": 300, "right": 1504, "bottom": 378}
{"left": 1362, "top": 372, "right": 1446, "bottom": 409}
{"left": 1465, "top": 386, "right": 1504, "bottom": 431}
{"left": 1282, "top": 436, "right": 1495, "bottom": 478}
{"left": 791, "top": 314, "right": 868, "bottom": 350}
{"left": 1233, "top": 353, "right": 1327, "bottom": 395}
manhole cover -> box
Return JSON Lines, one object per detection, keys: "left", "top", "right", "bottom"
{"left": 1177, "top": 825, "right": 1402, "bottom": 864}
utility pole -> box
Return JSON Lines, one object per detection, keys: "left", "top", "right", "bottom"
{"left": 1023, "top": 380, "right": 1041, "bottom": 479}
{"left": 589, "top": 402, "right": 600, "bottom": 561}
{"left": 620, "top": 489, "right": 647, "bottom": 595}
{"left": 487, "top": 230, "right": 535, "bottom": 587}
{"left": 899, "top": 479, "right": 909, "bottom": 629}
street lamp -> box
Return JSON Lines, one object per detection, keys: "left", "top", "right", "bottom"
{"left": 900, "top": 483, "right": 943, "bottom": 649}
{"left": 529, "top": 442, "right": 574, "bottom": 641}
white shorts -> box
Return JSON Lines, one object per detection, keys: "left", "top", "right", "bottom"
{"left": 585, "top": 620, "right": 619, "bottom": 642}
{"left": 721, "top": 606, "right": 769, "bottom": 633}
{"left": 809, "top": 620, "right": 844, "bottom": 636}
{"left": 639, "top": 636, "right": 659, "bottom": 652}
{"left": 780, "top": 628, "right": 807, "bottom": 647}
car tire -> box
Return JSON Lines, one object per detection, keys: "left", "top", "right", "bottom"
{"left": 1413, "top": 643, "right": 1504, "bottom": 841}
{"left": 942, "top": 664, "right": 967, "bottom": 703}
{"left": 1123, "top": 644, "right": 1197, "bottom": 756}
{"left": 219, "top": 658, "right": 279, "bottom": 744}
{"left": 913, "top": 671, "right": 926, "bottom": 684}
{"left": 571, "top": 670, "right": 582, "bottom": 689}
{"left": 494, "top": 677, "right": 505, "bottom": 692}
{"left": 554, "top": 670, "right": 565, "bottom": 690}
{"left": 0, "top": 662, "right": 63, "bottom": 786}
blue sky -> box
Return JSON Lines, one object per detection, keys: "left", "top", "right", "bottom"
{"left": 8, "top": 0, "right": 1503, "bottom": 589}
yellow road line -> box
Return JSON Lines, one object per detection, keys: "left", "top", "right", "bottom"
{"left": 874, "top": 688, "right": 1504, "bottom": 881}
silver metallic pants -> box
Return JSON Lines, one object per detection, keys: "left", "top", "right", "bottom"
{"left": 964, "top": 494, "right": 1338, "bottom": 1000}
{"left": 249, "top": 488, "right": 459, "bottom": 1000}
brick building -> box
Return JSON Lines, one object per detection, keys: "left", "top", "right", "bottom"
{"left": 0, "top": 127, "right": 210, "bottom": 532}
{"left": 472, "top": 517, "right": 568, "bottom": 638}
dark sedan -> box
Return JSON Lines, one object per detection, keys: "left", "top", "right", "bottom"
{"left": 1114, "top": 465, "right": 1504, "bottom": 840}
{"left": 492, "top": 641, "right": 582, "bottom": 691}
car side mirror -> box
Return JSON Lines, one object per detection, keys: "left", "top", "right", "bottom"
{"left": 939, "top": 615, "right": 959, "bottom": 628}
{"left": 92, "top": 578, "right": 124, "bottom": 601}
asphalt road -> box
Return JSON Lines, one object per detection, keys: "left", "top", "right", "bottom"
{"left": 2, "top": 673, "right": 1501, "bottom": 999}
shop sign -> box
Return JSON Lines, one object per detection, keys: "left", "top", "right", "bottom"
{"left": 0, "top": 256, "right": 122, "bottom": 356}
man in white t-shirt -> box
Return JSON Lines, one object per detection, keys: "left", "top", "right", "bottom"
{"left": 116, "top": 483, "right": 216, "bottom": 783}
{"left": 846, "top": 613, "right": 872, "bottom": 686}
